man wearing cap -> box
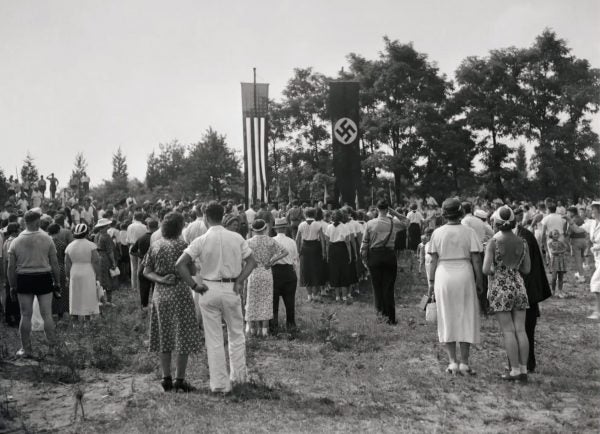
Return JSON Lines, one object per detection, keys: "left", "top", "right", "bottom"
{"left": 271, "top": 217, "right": 299, "bottom": 331}
{"left": 360, "top": 200, "right": 409, "bottom": 325}
{"left": 461, "top": 203, "right": 494, "bottom": 245}
{"left": 176, "top": 201, "right": 257, "bottom": 393}
{"left": 7, "top": 210, "right": 61, "bottom": 357}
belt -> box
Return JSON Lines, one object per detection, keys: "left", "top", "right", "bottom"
{"left": 203, "top": 277, "right": 237, "bottom": 283}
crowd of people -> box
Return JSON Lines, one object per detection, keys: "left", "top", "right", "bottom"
{"left": 1, "top": 185, "right": 599, "bottom": 391}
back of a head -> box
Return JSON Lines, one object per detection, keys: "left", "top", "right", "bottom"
{"left": 410, "top": 203, "right": 418, "bottom": 211}
{"left": 332, "top": 210, "right": 343, "bottom": 227}
{"left": 54, "top": 213, "right": 65, "bottom": 225}
{"left": 147, "top": 219, "right": 159, "bottom": 231}
{"left": 462, "top": 202, "right": 472, "bottom": 215}
{"left": 48, "top": 223, "right": 61, "bottom": 236}
{"left": 161, "top": 212, "right": 185, "bottom": 239}
{"left": 495, "top": 206, "right": 515, "bottom": 232}
{"left": 134, "top": 211, "right": 144, "bottom": 222}
{"left": 548, "top": 204, "right": 557, "bottom": 213}
{"left": 205, "top": 201, "right": 224, "bottom": 224}
{"left": 376, "top": 199, "right": 389, "bottom": 211}
{"left": 6, "top": 222, "right": 20, "bottom": 236}
{"left": 305, "top": 207, "right": 316, "bottom": 219}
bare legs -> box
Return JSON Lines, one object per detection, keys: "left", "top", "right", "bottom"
{"left": 160, "top": 352, "right": 189, "bottom": 379}
{"left": 17, "top": 293, "right": 56, "bottom": 354}
{"left": 496, "top": 310, "right": 529, "bottom": 373}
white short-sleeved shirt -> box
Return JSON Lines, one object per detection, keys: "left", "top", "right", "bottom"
{"left": 184, "top": 225, "right": 252, "bottom": 280}
{"left": 325, "top": 223, "right": 350, "bottom": 243}
{"left": 541, "top": 213, "right": 565, "bottom": 235}
{"left": 407, "top": 211, "right": 424, "bottom": 225}
{"left": 347, "top": 219, "right": 363, "bottom": 236}
{"left": 273, "top": 233, "right": 299, "bottom": 266}
{"left": 427, "top": 224, "right": 482, "bottom": 259}
{"left": 297, "top": 219, "right": 321, "bottom": 241}
{"left": 183, "top": 218, "right": 207, "bottom": 244}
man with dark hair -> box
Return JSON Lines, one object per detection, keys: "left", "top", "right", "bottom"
{"left": 127, "top": 212, "right": 147, "bottom": 291}
{"left": 7, "top": 211, "right": 61, "bottom": 357}
{"left": 360, "top": 200, "right": 408, "bottom": 324}
{"left": 176, "top": 201, "right": 257, "bottom": 393}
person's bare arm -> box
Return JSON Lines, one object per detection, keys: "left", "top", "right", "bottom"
{"left": 427, "top": 252, "right": 438, "bottom": 298}
{"left": 482, "top": 239, "right": 495, "bottom": 275}
{"left": 175, "top": 252, "right": 201, "bottom": 290}
{"left": 49, "top": 250, "right": 60, "bottom": 287}
{"left": 233, "top": 255, "right": 258, "bottom": 295}
{"left": 7, "top": 252, "right": 17, "bottom": 297}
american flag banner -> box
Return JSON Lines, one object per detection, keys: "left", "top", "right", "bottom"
{"left": 241, "top": 82, "right": 269, "bottom": 206}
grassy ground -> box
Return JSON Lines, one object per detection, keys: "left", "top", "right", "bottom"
{"left": 1, "top": 253, "right": 599, "bottom": 433}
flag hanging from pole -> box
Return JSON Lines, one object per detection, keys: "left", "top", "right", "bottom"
{"left": 323, "top": 182, "right": 328, "bottom": 203}
{"left": 288, "top": 183, "right": 293, "bottom": 202}
{"left": 241, "top": 82, "right": 269, "bottom": 206}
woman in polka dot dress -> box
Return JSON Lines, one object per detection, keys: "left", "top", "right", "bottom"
{"left": 143, "top": 212, "right": 201, "bottom": 392}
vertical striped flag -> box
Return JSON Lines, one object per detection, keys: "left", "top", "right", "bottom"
{"left": 241, "top": 82, "right": 269, "bottom": 206}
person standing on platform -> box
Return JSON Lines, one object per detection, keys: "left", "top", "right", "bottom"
{"left": 176, "top": 201, "right": 257, "bottom": 394}
{"left": 48, "top": 173, "right": 58, "bottom": 200}
{"left": 360, "top": 200, "right": 409, "bottom": 325}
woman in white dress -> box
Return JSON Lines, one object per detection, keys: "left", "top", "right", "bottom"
{"left": 585, "top": 201, "right": 600, "bottom": 319}
{"left": 427, "top": 198, "right": 484, "bottom": 375}
{"left": 65, "top": 224, "right": 100, "bottom": 320}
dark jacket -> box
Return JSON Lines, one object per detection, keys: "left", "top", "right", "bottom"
{"left": 517, "top": 225, "right": 552, "bottom": 305}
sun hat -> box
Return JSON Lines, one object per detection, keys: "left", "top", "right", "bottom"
{"left": 73, "top": 224, "right": 88, "bottom": 236}
{"left": 474, "top": 209, "right": 488, "bottom": 219}
{"left": 252, "top": 219, "right": 267, "bottom": 232}
{"left": 94, "top": 218, "right": 112, "bottom": 229}
{"left": 441, "top": 198, "right": 462, "bottom": 219}
{"left": 591, "top": 200, "right": 600, "bottom": 208}
{"left": 273, "top": 217, "right": 288, "bottom": 229}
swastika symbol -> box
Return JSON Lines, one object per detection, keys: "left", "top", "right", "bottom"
{"left": 334, "top": 117, "right": 358, "bottom": 145}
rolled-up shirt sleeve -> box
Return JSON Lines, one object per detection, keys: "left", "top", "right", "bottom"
{"left": 184, "top": 237, "right": 203, "bottom": 261}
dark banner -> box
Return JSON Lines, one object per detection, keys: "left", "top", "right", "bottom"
{"left": 329, "top": 81, "right": 361, "bottom": 207}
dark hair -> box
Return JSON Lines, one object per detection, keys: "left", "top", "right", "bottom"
{"left": 376, "top": 199, "right": 389, "bottom": 210}
{"left": 332, "top": 210, "right": 344, "bottom": 227}
{"left": 252, "top": 219, "right": 267, "bottom": 232}
{"left": 120, "top": 221, "right": 129, "bottom": 230}
{"left": 24, "top": 211, "right": 41, "bottom": 224}
{"left": 305, "top": 208, "right": 316, "bottom": 219}
{"left": 48, "top": 223, "right": 61, "bottom": 235}
{"left": 147, "top": 219, "right": 159, "bottom": 230}
{"left": 315, "top": 207, "right": 324, "bottom": 221}
{"left": 548, "top": 204, "right": 557, "bottom": 213}
{"left": 410, "top": 203, "right": 418, "bottom": 211}
{"left": 40, "top": 220, "right": 50, "bottom": 231}
{"left": 134, "top": 211, "right": 145, "bottom": 222}
{"left": 425, "top": 228, "right": 434, "bottom": 236}
{"left": 205, "top": 201, "right": 224, "bottom": 223}
{"left": 462, "top": 202, "right": 472, "bottom": 215}
{"left": 292, "top": 199, "right": 299, "bottom": 206}
{"left": 74, "top": 229, "right": 88, "bottom": 239}
{"left": 161, "top": 212, "right": 185, "bottom": 239}
{"left": 6, "top": 222, "right": 20, "bottom": 236}
{"left": 8, "top": 214, "right": 18, "bottom": 223}
{"left": 356, "top": 210, "right": 365, "bottom": 221}
{"left": 495, "top": 207, "right": 516, "bottom": 232}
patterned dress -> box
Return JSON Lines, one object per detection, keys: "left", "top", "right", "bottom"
{"left": 245, "top": 235, "right": 286, "bottom": 321}
{"left": 487, "top": 239, "right": 530, "bottom": 313}
{"left": 144, "top": 238, "right": 201, "bottom": 354}
{"left": 51, "top": 236, "right": 69, "bottom": 315}
{"left": 548, "top": 240, "right": 567, "bottom": 273}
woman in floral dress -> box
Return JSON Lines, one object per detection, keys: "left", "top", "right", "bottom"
{"left": 143, "top": 212, "right": 201, "bottom": 392}
{"left": 48, "top": 224, "right": 68, "bottom": 318}
{"left": 245, "top": 219, "right": 288, "bottom": 337}
{"left": 483, "top": 206, "right": 531, "bottom": 382}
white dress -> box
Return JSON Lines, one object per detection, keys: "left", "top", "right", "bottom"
{"left": 587, "top": 220, "right": 600, "bottom": 293}
{"left": 66, "top": 239, "right": 99, "bottom": 315}
{"left": 428, "top": 224, "right": 482, "bottom": 344}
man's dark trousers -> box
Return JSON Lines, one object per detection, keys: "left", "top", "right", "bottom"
{"left": 367, "top": 248, "right": 397, "bottom": 324}
{"left": 271, "top": 264, "right": 297, "bottom": 329}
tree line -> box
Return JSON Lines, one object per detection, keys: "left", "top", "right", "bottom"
{"left": 2, "top": 29, "right": 598, "bottom": 207}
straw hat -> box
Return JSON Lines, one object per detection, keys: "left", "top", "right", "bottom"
{"left": 94, "top": 218, "right": 112, "bottom": 229}
{"left": 252, "top": 219, "right": 268, "bottom": 232}
{"left": 441, "top": 198, "right": 462, "bottom": 219}
{"left": 273, "top": 218, "right": 288, "bottom": 229}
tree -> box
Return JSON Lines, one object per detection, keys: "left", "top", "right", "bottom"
{"left": 519, "top": 29, "right": 600, "bottom": 199}
{"left": 20, "top": 153, "right": 39, "bottom": 188}
{"left": 112, "top": 147, "right": 129, "bottom": 189}
{"left": 186, "top": 128, "right": 242, "bottom": 199}
{"left": 72, "top": 153, "right": 88, "bottom": 178}
{"left": 453, "top": 48, "right": 525, "bottom": 198}
{"left": 145, "top": 140, "right": 187, "bottom": 190}
{"left": 0, "top": 168, "right": 8, "bottom": 205}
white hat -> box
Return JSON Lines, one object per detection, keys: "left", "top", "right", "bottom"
{"left": 94, "top": 218, "right": 112, "bottom": 229}
{"left": 474, "top": 209, "right": 488, "bottom": 219}
{"left": 492, "top": 206, "right": 515, "bottom": 223}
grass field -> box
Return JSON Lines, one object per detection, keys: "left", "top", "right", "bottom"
{"left": 1, "top": 254, "right": 599, "bottom": 433}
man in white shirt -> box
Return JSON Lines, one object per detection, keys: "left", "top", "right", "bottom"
{"left": 271, "top": 218, "right": 299, "bottom": 331}
{"left": 176, "top": 201, "right": 257, "bottom": 393}
{"left": 461, "top": 203, "right": 493, "bottom": 245}
{"left": 183, "top": 204, "right": 207, "bottom": 244}
{"left": 245, "top": 203, "right": 257, "bottom": 227}
{"left": 126, "top": 212, "right": 147, "bottom": 291}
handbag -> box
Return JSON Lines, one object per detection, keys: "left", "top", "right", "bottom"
{"left": 109, "top": 267, "right": 121, "bottom": 277}
{"left": 425, "top": 302, "right": 437, "bottom": 322}
{"left": 418, "top": 295, "right": 430, "bottom": 311}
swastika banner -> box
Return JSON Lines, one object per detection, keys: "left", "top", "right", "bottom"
{"left": 329, "top": 81, "right": 361, "bottom": 207}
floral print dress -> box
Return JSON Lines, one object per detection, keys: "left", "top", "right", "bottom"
{"left": 144, "top": 238, "right": 201, "bottom": 354}
{"left": 487, "top": 239, "right": 529, "bottom": 313}
{"left": 245, "top": 235, "right": 286, "bottom": 321}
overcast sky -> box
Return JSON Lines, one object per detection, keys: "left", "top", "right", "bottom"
{"left": 1, "top": 0, "right": 599, "bottom": 186}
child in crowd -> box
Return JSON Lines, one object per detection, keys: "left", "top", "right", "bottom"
{"left": 548, "top": 229, "right": 567, "bottom": 298}
{"left": 417, "top": 228, "right": 434, "bottom": 280}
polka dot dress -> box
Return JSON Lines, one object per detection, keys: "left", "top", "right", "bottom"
{"left": 144, "top": 238, "right": 202, "bottom": 354}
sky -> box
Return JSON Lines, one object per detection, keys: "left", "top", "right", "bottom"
{"left": 1, "top": 0, "right": 599, "bottom": 186}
